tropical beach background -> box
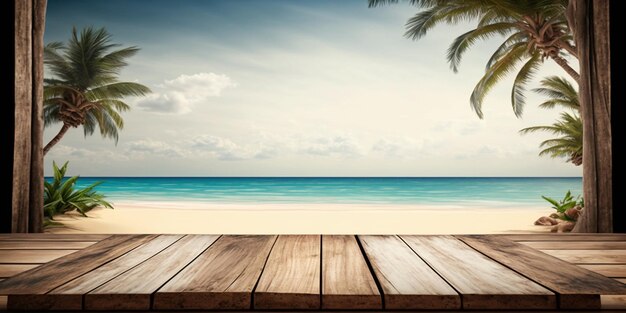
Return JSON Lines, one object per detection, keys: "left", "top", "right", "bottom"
{"left": 42, "top": 0, "right": 582, "bottom": 234}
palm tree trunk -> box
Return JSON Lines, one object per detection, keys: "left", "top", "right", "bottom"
{"left": 43, "top": 123, "right": 70, "bottom": 155}
{"left": 551, "top": 55, "right": 581, "bottom": 81}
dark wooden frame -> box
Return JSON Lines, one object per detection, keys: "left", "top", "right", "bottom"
{"left": 2, "top": 0, "right": 622, "bottom": 233}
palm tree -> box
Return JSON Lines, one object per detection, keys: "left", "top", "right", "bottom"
{"left": 520, "top": 76, "right": 581, "bottom": 165}
{"left": 368, "top": 0, "right": 578, "bottom": 118}
{"left": 43, "top": 27, "right": 151, "bottom": 155}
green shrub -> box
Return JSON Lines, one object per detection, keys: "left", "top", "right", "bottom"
{"left": 542, "top": 190, "right": 582, "bottom": 221}
{"left": 44, "top": 161, "right": 113, "bottom": 222}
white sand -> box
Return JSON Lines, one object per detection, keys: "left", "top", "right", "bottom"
{"left": 46, "top": 202, "right": 552, "bottom": 234}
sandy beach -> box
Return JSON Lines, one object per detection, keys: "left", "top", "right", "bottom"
{"left": 46, "top": 202, "right": 552, "bottom": 234}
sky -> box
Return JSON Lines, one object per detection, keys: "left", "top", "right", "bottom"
{"left": 43, "top": 0, "right": 581, "bottom": 177}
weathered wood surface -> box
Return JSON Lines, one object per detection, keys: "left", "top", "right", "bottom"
{"left": 359, "top": 235, "right": 459, "bottom": 310}
{"left": 254, "top": 235, "right": 321, "bottom": 310}
{"left": 0, "top": 241, "right": 95, "bottom": 250}
{"left": 0, "top": 265, "right": 39, "bottom": 278}
{"left": 403, "top": 235, "right": 554, "bottom": 310}
{"left": 569, "top": 0, "right": 612, "bottom": 233}
{"left": 521, "top": 241, "right": 626, "bottom": 250}
{"left": 542, "top": 249, "right": 626, "bottom": 264}
{"left": 12, "top": 0, "right": 33, "bottom": 234}
{"left": 322, "top": 235, "right": 381, "bottom": 310}
{"left": 0, "top": 250, "right": 78, "bottom": 263}
{"left": 503, "top": 234, "right": 626, "bottom": 241}
{"left": 28, "top": 235, "right": 183, "bottom": 311}
{"left": 580, "top": 265, "right": 626, "bottom": 278}
{"left": 154, "top": 235, "right": 277, "bottom": 310}
{"left": 0, "top": 235, "right": 154, "bottom": 295}
{"left": 459, "top": 235, "right": 626, "bottom": 309}
{"left": 602, "top": 295, "right": 626, "bottom": 310}
{"left": 84, "top": 235, "right": 219, "bottom": 311}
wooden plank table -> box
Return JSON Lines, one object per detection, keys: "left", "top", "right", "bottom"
{"left": 402, "top": 235, "right": 555, "bottom": 309}
{"left": 154, "top": 235, "right": 277, "bottom": 310}
{"left": 322, "top": 235, "right": 381, "bottom": 309}
{"left": 254, "top": 235, "right": 321, "bottom": 310}
{"left": 359, "top": 235, "right": 460, "bottom": 310}
{"left": 0, "top": 233, "right": 624, "bottom": 312}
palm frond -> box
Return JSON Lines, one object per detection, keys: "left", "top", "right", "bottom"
{"left": 510, "top": 53, "right": 541, "bottom": 117}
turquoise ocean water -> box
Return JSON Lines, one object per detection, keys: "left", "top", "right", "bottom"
{"left": 65, "top": 177, "right": 582, "bottom": 208}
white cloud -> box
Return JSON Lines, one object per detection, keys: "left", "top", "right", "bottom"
{"left": 136, "top": 73, "right": 236, "bottom": 114}
{"left": 126, "top": 139, "right": 187, "bottom": 158}
{"left": 191, "top": 135, "right": 276, "bottom": 160}
{"left": 299, "top": 136, "right": 362, "bottom": 158}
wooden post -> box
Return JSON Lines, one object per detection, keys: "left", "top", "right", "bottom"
{"left": 7, "top": 0, "right": 46, "bottom": 233}
{"left": 570, "top": 0, "right": 612, "bottom": 233}
{"left": 29, "top": 0, "right": 46, "bottom": 233}
{"left": 13, "top": 0, "right": 34, "bottom": 233}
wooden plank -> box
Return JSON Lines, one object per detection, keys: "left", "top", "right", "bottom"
{"left": 521, "top": 241, "right": 626, "bottom": 250}
{"left": 579, "top": 265, "right": 626, "bottom": 277}
{"left": 602, "top": 295, "right": 626, "bottom": 310}
{"left": 254, "top": 235, "right": 321, "bottom": 310}
{"left": 0, "top": 235, "right": 154, "bottom": 296}
{"left": 459, "top": 235, "right": 626, "bottom": 309}
{"left": 0, "top": 241, "right": 95, "bottom": 250}
{"left": 29, "top": 0, "right": 47, "bottom": 234}
{"left": 322, "top": 235, "right": 381, "bottom": 310}
{"left": 0, "top": 250, "right": 77, "bottom": 263}
{"left": 541, "top": 249, "right": 626, "bottom": 264}
{"left": 502, "top": 234, "right": 626, "bottom": 241}
{"left": 0, "top": 265, "right": 39, "bottom": 278}
{"left": 12, "top": 0, "right": 33, "bottom": 234}
{"left": 84, "top": 235, "right": 219, "bottom": 311}
{"left": 617, "top": 278, "right": 626, "bottom": 284}
{"left": 155, "top": 235, "right": 277, "bottom": 310}
{"left": 402, "top": 235, "right": 554, "bottom": 310}
{"left": 358, "top": 235, "right": 459, "bottom": 310}
{"left": 20, "top": 235, "right": 183, "bottom": 311}
{"left": 0, "top": 234, "right": 110, "bottom": 241}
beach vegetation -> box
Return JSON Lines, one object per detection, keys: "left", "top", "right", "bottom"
{"left": 43, "top": 27, "right": 151, "bottom": 155}
{"left": 44, "top": 161, "right": 113, "bottom": 225}
{"left": 368, "top": 0, "right": 577, "bottom": 118}
{"left": 541, "top": 190, "right": 582, "bottom": 221}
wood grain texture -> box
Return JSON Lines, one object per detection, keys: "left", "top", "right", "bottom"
{"left": 358, "top": 235, "right": 459, "bottom": 310}
{"left": 29, "top": 0, "right": 47, "bottom": 233}
{"left": 459, "top": 235, "right": 626, "bottom": 309}
{"left": 322, "top": 235, "right": 381, "bottom": 310}
{"left": 254, "top": 235, "right": 321, "bottom": 310}
{"left": 617, "top": 278, "right": 626, "bottom": 284}
{"left": 542, "top": 249, "right": 626, "bottom": 264}
{"left": 84, "top": 235, "right": 219, "bottom": 311}
{"left": 504, "top": 234, "right": 626, "bottom": 241}
{"left": 0, "top": 235, "right": 154, "bottom": 295}
{"left": 0, "top": 234, "right": 110, "bottom": 241}
{"left": 579, "top": 265, "right": 626, "bottom": 278}
{"left": 0, "top": 265, "right": 39, "bottom": 278}
{"left": 12, "top": 0, "right": 33, "bottom": 234}
{"left": 0, "top": 241, "right": 95, "bottom": 250}
{"left": 155, "top": 235, "right": 277, "bottom": 310}
{"left": 570, "top": 0, "right": 612, "bottom": 233}
{"left": 402, "top": 235, "right": 554, "bottom": 310}
{"left": 18, "top": 235, "right": 183, "bottom": 311}
{"left": 0, "top": 250, "right": 78, "bottom": 263}
{"left": 602, "top": 295, "right": 626, "bottom": 310}
{"left": 521, "top": 241, "right": 626, "bottom": 250}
